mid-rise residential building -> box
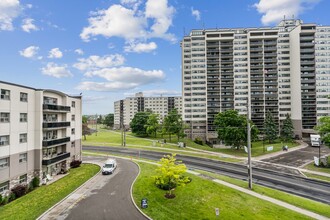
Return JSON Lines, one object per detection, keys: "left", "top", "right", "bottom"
{"left": 114, "top": 92, "right": 182, "bottom": 129}
{"left": 181, "top": 19, "right": 330, "bottom": 143}
{"left": 0, "top": 81, "right": 82, "bottom": 194}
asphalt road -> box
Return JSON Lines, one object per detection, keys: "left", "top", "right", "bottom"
{"left": 64, "top": 158, "right": 147, "bottom": 220}
{"left": 83, "top": 145, "right": 330, "bottom": 204}
{"left": 262, "top": 145, "right": 330, "bottom": 167}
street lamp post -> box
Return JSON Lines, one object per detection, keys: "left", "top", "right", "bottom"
{"left": 246, "top": 99, "right": 253, "bottom": 190}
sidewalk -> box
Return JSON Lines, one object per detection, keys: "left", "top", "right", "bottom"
{"left": 37, "top": 162, "right": 103, "bottom": 220}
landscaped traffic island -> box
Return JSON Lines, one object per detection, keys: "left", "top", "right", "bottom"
{"left": 0, "top": 164, "right": 100, "bottom": 220}
{"left": 132, "top": 162, "right": 312, "bottom": 220}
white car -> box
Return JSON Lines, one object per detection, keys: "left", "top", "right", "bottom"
{"left": 102, "top": 159, "right": 117, "bottom": 175}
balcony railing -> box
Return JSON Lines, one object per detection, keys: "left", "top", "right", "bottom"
{"left": 43, "top": 122, "right": 71, "bottom": 129}
{"left": 42, "top": 152, "right": 71, "bottom": 165}
{"left": 43, "top": 137, "right": 70, "bottom": 147}
{"left": 43, "top": 104, "right": 71, "bottom": 112}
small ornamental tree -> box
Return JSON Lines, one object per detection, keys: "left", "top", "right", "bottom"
{"left": 153, "top": 154, "right": 190, "bottom": 199}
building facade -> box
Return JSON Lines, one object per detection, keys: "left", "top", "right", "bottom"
{"left": 114, "top": 92, "right": 182, "bottom": 129}
{"left": 181, "top": 19, "right": 330, "bottom": 143}
{"left": 0, "top": 81, "right": 82, "bottom": 194}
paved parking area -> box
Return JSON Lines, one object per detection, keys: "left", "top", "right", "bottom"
{"left": 261, "top": 145, "right": 330, "bottom": 167}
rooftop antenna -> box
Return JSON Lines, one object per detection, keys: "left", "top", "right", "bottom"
{"left": 183, "top": 27, "right": 186, "bottom": 36}
{"left": 202, "top": 21, "right": 205, "bottom": 30}
{"left": 292, "top": 14, "right": 294, "bottom": 19}
{"left": 283, "top": 15, "right": 286, "bottom": 20}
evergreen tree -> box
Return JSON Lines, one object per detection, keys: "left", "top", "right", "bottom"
{"left": 264, "top": 111, "right": 278, "bottom": 143}
{"left": 281, "top": 113, "right": 294, "bottom": 142}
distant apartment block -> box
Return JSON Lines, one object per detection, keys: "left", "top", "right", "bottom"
{"left": 0, "top": 81, "right": 82, "bottom": 194}
{"left": 181, "top": 19, "right": 330, "bottom": 143}
{"left": 114, "top": 92, "right": 182, "bottom": 129}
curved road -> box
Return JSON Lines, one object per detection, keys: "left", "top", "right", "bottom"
{"left": 83, "top": 145, "right": 330, "bottom": 205}
{"left": 42, "top": 158, "right": 147, "bottom": 220}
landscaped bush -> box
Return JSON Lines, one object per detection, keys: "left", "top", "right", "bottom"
{"left": 70, "top": 160, "right": 82, "bottom": 168}
{"left": 31, "top": 176, "right": 40, "bottom": 188}
{"left": 11, "top": 184, "right": 28, "bottom": 198}
{"left": 194, "top": 137, "right": 203, "bottom": 145}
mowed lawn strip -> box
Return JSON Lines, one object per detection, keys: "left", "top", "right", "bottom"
{"left": 133, "top": 162, "right": 312, "bottom": 220}
{"left": 0, "top": 164, "right": 100, "bottom": 220}
{"left": 84, "top": 128, "right": 299, "bottom": 157}
{"left": 197, "top": 170, "right": 330, "bottom": 218}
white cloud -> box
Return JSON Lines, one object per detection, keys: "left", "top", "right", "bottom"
{"left": 41, "top": 62, "right": 73, "bottom": 78}
{"left": 19, "top": 45, "right": 39, "bottom": 58}
{"left": 21, "top": 18, "right": 38, "bottom": 32}
{"left": 48, "top": 48, "right": 63, "bottom": 59}
{"left": 76, "top": 81, "right": 139, "bottom": 91}
{"left": 124, "top": 41, "right": 157, "bottom": 53}
{"left": 83, "top": 95, "right": 108, "bottom": 103}
{"left": 145, "top": 0, "right": 175, "bottom": 40}
{"left": 73, "top": 54, "right": 125, "bottom": 71}
{"left": 74, "top": 49, "right": 84, "bottom": 55}
{"left": 254, "top": 0, "right": 321, "bottom": 25}
{"left": 80, "top": 0, "right": 176, "bottom": 44}
{"left": 80, "top": 4, "right": 147, "bottom": 42}
{"left": 0, "top": 0, "right": 21, "bottom": 31}
{"left": 191, "top": 7, "right": 201, "bottom": 21}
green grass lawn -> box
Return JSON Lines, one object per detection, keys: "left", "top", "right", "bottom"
{"left": 303, "top": 173, "right": 330, "bottom": 183}
{"left": 85, "top": 128, "right": 299, "bottom": 158}
{"left": 197, "top": 170, "right": 330, "bottom": 218}
{"left": 304, "top": 162, "right": 330, "bottom": 174}
{"left": 0, "top": 164, "right": 100, "bottom": 220}
{"left": 132, "top": 162, "right": 313, "bottom": 220}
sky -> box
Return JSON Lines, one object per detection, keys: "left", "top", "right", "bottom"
{"left": 0, "top": 0, "right": 329, "bottom": 115}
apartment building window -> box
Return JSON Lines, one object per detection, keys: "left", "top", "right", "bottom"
{"left": 0, "top": 89, "right": 10, "bottom": 100}
{"left": 19, "top": 133, "right": 27, "bottom": 143}
{"left": 20, "top": 113, "right": 28, "bottom": 122}
{"left": 71, "top": 141, "right": 75, "bottom": 148}
{"left": 0, "top": 157, "right": 9, "bottom": 168}
{"left": 0, "top": 181, "right": 9, "bottom": 194}
{"left": 19, "top": 153, "right": 27, "bottom": 163}
{"left": 71, "top": 115, "right": 75, "bottom": 121}
{"left": 20, "top": 92, "right": 28, "bottom": 102}
{"left": 72, "top": 101, "right": 75, "bottom": 108}
{"left": 71, "top": 128, "right": 75, "bottom": 135}
{"left": 0, "top": 135, "right": 9, "bottom": 146}
{"left": 19, "top": 174, "right": 27, "bottom": 184}
{"left": 0, "top": 112, "right": 10, "bottom": 123}
{"left": 44, "top": 97, "right": 57, "bottom": 105}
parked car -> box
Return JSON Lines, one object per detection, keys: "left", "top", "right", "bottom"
{"left": 102, "top": 159, "right": 117, "bottom": 175}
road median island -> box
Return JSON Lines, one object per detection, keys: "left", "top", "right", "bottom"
{"left": 131, "top": 161, "right": 324, "bottom": 220}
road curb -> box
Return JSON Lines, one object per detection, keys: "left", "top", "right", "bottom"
{"left": 36, "top": 162, "right": 101, "bottom": 220}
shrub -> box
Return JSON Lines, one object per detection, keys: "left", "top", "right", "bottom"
{"left": 1, "top": 195, "right": 9, "bottom": 205}
{"left": 70, "top": 160, "right": 82, "bottom": 168}
{"left": 194, "top": 137, "right": 203, "bottom": 145}
{"left": 0, "top": 194, "right": 2, "bottom": 205}
{"left": 11, "top": 184, "right": 28, "bottom": 198}
{"left": 8, "top": 192, "right": 16, "bottom": 202}
{"left": 32, "top": 176, "right": 40, "bottom": 188}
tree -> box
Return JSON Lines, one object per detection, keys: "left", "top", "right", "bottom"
{"left": 281, "top": 113, "right": 294, "bottom": 142}
{"left": 104, "top": 114, "right": 114, "bottom": 128}
{"left": 264, "top": 111, "right": 278, "bottom": 143}
{"left": 97, "top": 115, "right": 103, "bottom": 124}
{"left": 163, "top": 109, "right": 184, "bottom": 141}
{"left": 145, "top": 113, "right": 160, "bottom": 137}
{"left": 214, "top": 110, "right": 258, "bottom": 149}
{"left": 315, "top": 116, "right": 330, "bottom": 147}
{"left": 153, "top": 154, "right": 190, "bottom": 198}
{"left": 82, "top": 115, "right": 88, "bottom": 124}
{"left": 82, "top": 124, "right": 92, "bottom": 140}
{"left": 130, "top": 111, "right": 150, "bottom": 136}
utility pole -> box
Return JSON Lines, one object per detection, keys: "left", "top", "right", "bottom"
{"left": 246, "top": 99, "right": 253, "bottom": 189}
{"left": 95, "top": 114, "right": 98, "bottom": 136}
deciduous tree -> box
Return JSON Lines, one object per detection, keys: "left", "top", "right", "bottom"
{"left": 315, "top": 116, "right": 330, "bottom": 147}
{"left": 104, "top": 113, "right": 114, "bottom": 128}
{"left": 130, "top": 112, "right": 150, "bottom": 136}
{"left": 153, "top": 154, "right": 190, "bottom": 198}
{"left": 145, "top": 113, "right": 160, "bottom": 137}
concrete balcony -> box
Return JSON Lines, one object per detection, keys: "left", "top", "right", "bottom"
{"left": 43, "top": 104, "right": 71, "bottom": 112}
{"left": 43, "top": 137, "right": 70, "bottom": 147}
{"left": 42, "top": 152, "right": 70, "bottom": 166}
{"left": 43, "top": 121, "right": 71, "bottom": 129}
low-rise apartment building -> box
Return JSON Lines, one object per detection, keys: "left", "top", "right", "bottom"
{"left": 0, "top": 81, "right": 82, "bottom": 194}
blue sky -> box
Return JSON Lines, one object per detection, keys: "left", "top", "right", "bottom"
{"left": 0, "top": 0, "right": 329, "bottom": 115}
